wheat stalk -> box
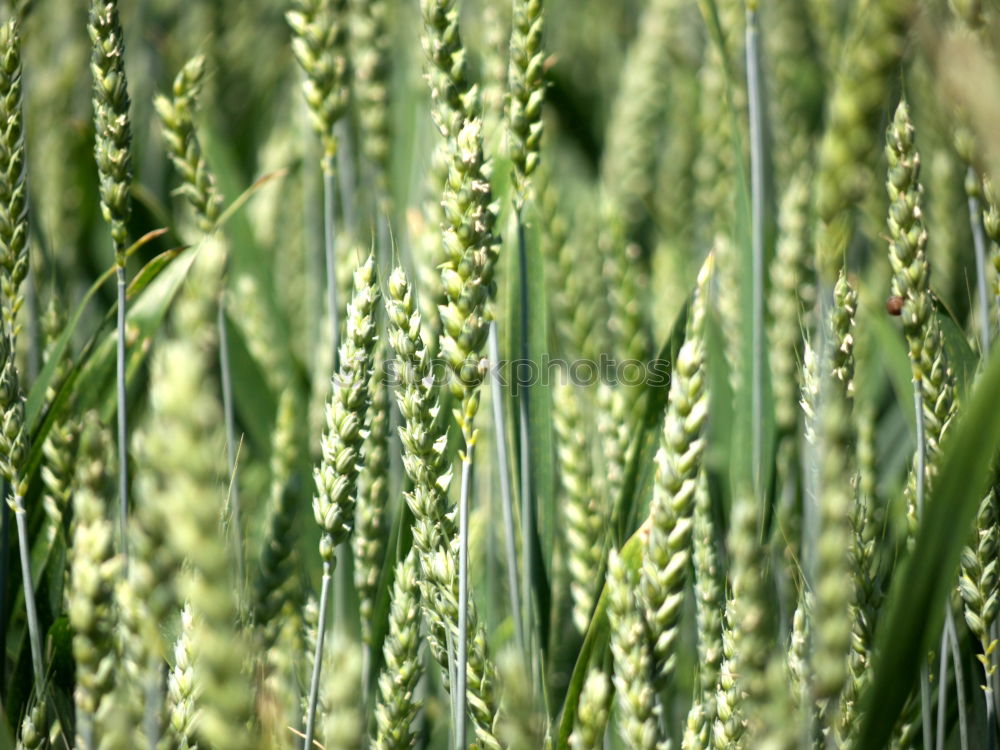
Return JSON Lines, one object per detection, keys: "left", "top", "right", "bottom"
{"left": 89, "top": 0, "right": 134, "bottom": 567}
{"left": 304, "top": 254, "right": 380, "bottom": 749}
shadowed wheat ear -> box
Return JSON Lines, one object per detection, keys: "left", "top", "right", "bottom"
{"left": 40, "top": 299, "right": 81, "bottom": 549}
{"left": 155, "top": 53, "right": 247, "bottom": 586}
{"left": 0, "top": 18, "right": 42, "bottom": 684}
{"left": 154, "top": 54, "right": 223, "bottom": 234}
{"left": 254, "top": 389, "right": 304, "bottom": 647}
{"left": 555, "top": 381, "right": 602, "bottom": 634}
{"left": 155, "top": 323, "right": 254, "bottom": 749}
{"left": 351, "top": 0, "right": 392, "bottom": 207}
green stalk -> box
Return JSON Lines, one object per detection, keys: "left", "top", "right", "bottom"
{"left": 116, "top": 265, "right": 129, "bottom": 567}
{"left": 303, "top": 558, "right": 332, "bottom": 749}
{"left": 937, "top": 620, "right": 948, "bottom": 750}
{"left": 12, "top": 496, "right": 41, "bottom": 681}
{"left": 456, "top": 440, "right": 474, "bottom": 750}
{"left": 746, "top": 1, "right": 766, "bottom": 500}
{"left": 937, "top": 608, "right": 968, "bottom": 750}
{"left": 915, "top": 385, "right": 933, "bottom": 749}
{"left": 488, "top": 322, "right": 524, "bottom": 654}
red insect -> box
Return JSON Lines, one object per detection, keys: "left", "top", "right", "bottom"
{"left": 886, "top": 296, "right": 904, "bottom": 316}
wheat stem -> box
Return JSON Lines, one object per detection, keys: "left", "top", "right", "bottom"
{"left": 456, "top": 438, "right": 473, "bottom": 750}
{"left": 303, "top": 560, "right": 332, "bottom": 749}
{"left": 946, "top": 610, "right": 971, "bottom": 750}
{"left": 12, "top": 496, "right": 41, "bottom": 681}
{"left": 115, "top": 266, "right": 129, "bottom": 568}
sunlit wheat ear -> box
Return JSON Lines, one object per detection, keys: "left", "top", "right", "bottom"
{"left": 884, "top": 101, "right": 956, "bottom": 538}
{"left": 372, "top": 550, "right": 423, "bottom": 750}
{"left": 313, "top": 254, "right": 380, "bottom": 559}
{"left": 164, "top": 603, "right": 199, "bottom": 749}
{"left": 639, "top": 254, "right": 711, "bottom": 685}
{"left": 354, "top": 337, "right": 390, "bottom": 647}
{"left": 607, "top": 548, "right": 663, "bottom": 750}
{"left": 304, "top": 254, "right": 380, "bottom": 748}
{"left": 154, "top": 54, "right": 223, "bottom": 233}
{"left": 287, "top": 0, "right": 350, "bottom": 163}
{"left": 384, "top": 266, "right": 503, "bottom": 749}
{"left": 506, "top": 0, "right": 543, "bottom": 204}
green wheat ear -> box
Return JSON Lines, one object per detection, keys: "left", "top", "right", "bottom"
{"left": 287, "top": 0, "right": 351, "bottom": 163}
{"left": 569, "top": 669, "right": 611, "bottom": 750}
{"left": 506, "top": 0, "right": 544, "bottom": 203}
{"left": 89, "top": 0, "right": 133, "bottom": 262}
{"left": 313, "top": 254, "right": 380, "bottom": 561}
{"left": 68, "top": 417, "right": 120, "bottom": 750}
{"left": 154, "top": 54, "right": 224, "bottom": 233}
{"left": 607, "top": 547, "right": 663, "bottom": 750}
{"left": 640, "top": 252, "right": 711, "bottom": 685}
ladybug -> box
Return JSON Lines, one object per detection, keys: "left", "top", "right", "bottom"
{"left": 886, "top": 295, "right": 904, "bottom": 316}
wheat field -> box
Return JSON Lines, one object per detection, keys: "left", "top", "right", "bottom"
{"left": 1, "top": 0, "right": 1000, "bottom": 748}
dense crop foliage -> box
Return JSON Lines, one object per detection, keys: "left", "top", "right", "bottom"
{"left": 3, "top": 0, "right": 1000, "bottom": 748}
